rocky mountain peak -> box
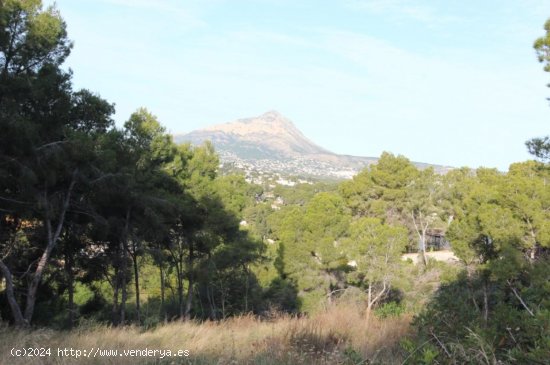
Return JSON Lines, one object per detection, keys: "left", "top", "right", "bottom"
{"left": 177, "top": 111, "right": 330, "bottom": 159}
{"left": 173, "top": 111, "right": 451, "bottom": 179}
{"left": 258, "top": 110, "right": 289, "bottom": 123}
{"left": 236, "top": 110, "right": 296, "bottom": 130}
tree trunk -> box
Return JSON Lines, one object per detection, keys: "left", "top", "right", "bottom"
{"left": 0, "top": 259, "right": 27, "bottom": 326}
{"left": 24, "top": 234, "right": 54, "bottom": 321}
{"left": 185, "top": 276, "right": 193, "bottom": 320}
{"left": 67, "top": 273, "right": 75, "bottom": 328}
{"left": 175, "top": 255, "right": 184, "bottom": 319}
{"left": 207, "top": 285, "right": 217, "bottom": 320}
{"left": 411, "top": 211, "right": 429, "bottom": 266}
{"left": 482, "top": 282, "right": 489, "bottom": 324}
{"left": 119, "top": 208, "right": 131, "bottom": 325}
{"left": 221, "top": 287, "right": 226, "bottom": 320}
{"left": 132, "top": 254, "right": 140, "bottom": 324}
{"left": 131, "top": 247, "right": 141, "bottom": 324}
{"left": 420, "top": 237, "right": 428, "bottom": 266}
{"left": 24, "top": 175, "right": 76, "bottom": 323}
{"left": 177, "top": 275, "right": 184, "bottom": 319}
{"left": 366, "top": 281, "right": 387, "bottom": 326}
{"left": 184, "top": 243, "right": 194, "bottom": 320}
{"left": 112, "top": 265, "right": 120, "bottom": 326}
{"left": 65, "top": 247, "right": 75, "bottom": 329}
{"left": 159, "top": 264, "right": 167, "bottom": 323}
{"left": 467, "top": 280, "right": 480, "bottom": 313}
{"left": 366, "top": 284, "right": 372, "bottom": 325}
{"left": 169, "top": 242, "right": 185, "bottom": 320}
{"left": 120, "top": 254, "right": 127, "bottom": 325}
{"left": 508, "top": 280, "right": 535, "bottom": 317}
{"left": 243, "top": 264, "right": 249, "bottom": 313}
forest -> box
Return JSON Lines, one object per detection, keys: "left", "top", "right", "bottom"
{"left": 1, "top": 2, "right": 550, "bottom": 364}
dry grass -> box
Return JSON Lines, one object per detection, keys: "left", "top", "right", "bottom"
{"left": 0, "top": 304, "right": 410, "bottom": 365}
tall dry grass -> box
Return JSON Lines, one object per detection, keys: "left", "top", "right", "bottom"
{"left": 0, "top": 304, "right": 410, "bottom": 364}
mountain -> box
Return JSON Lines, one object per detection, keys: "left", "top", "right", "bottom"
{"left": 174, "top": 111, "right": 451, "bottom": 181}
{"left": 178, "top": 111, "right": 331, "bottom": 159}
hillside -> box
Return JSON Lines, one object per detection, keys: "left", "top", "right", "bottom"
{"left": 175, "top": 111, "right": 452, "bottom": 180}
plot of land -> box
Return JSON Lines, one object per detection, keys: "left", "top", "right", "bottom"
{"left": 401, "top": 250, "right": 459, "bottom": 265}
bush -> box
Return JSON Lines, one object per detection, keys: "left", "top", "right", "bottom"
{"left": 410, "top": 262, "right": 550, "bottom": 364}
{"left": 375, "top": 302, "right": 405, "bottom": 319}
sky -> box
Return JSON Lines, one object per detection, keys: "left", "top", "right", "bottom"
{"left": 44, "top": 0, "right": 550, "bottom": 170}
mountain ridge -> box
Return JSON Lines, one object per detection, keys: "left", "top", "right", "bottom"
{"left": 178, "top": 111, "right": 333, "bottom": 159}
{"left": 174, "top": 111, "right": 452, "bottom": 180}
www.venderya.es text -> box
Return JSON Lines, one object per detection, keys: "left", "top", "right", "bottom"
{"left": 11, "top": 347, "right": 190, "bottom": 359}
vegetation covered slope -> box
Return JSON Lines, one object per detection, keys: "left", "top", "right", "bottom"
{"left": 1, "top": 2, "right": 550, "bottom": 364}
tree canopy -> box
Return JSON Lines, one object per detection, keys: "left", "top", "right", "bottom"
{"left": 526, "top": 17, "right": 550, "bottom": 161}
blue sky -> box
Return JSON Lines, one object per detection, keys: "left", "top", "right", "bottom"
{"left": 45, "top": 0, "right": 549, "bottom": 170}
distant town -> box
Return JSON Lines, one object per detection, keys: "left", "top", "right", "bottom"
{"left": 218, "top": 150, "right": 359, "bottom": 184}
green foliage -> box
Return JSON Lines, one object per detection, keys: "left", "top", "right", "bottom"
{"left": 342, "top": 217, "right": 407, "bottom": 312}
{"left": 534, "top": 18, "right": 550, "bottom": 74}
{"left": 375, "top": 301, "right": 405, "bottom": 318}
{"left": 412, "top": 266, "right": 550, "bottom": 364}
{"left": 266, "top": 192, "right": 352, "bottom": 311}
{"left": 526, "top": 17, "right": 550, "bottom": 161}
{"left": 262, "top": 277, "right": 300, "bottom": 312}
{"left": 339, "top": 152, "right": 451, "bottom": 257}
{"left": 0, "top": 0, "right": 266, "bottom": 326}
{"left": 343, "top": 347, "right": 365, "bottom": 364}
{"left": 0, "top": 0, "right": 71, "bottom": 74}
{"left": 411, "top": 162, "right": 550, "bottom": 364}
{"left": 273, "top": 182, "right": 336, "bottom": 206}
{"left": 215, "top": 174, "right": 258, "bottom": 217}
{"left": 343, "top": 217, "right": 407, "bottom": 285}
{"left": 400, "top": 338, "right": 439, "bottom": 365}
{"left": 446, "top": 162, "right": 550, "bottom": 269}
{"left": 526, "top": 136, "right": 550, "bottom": 162}
{"left": 244, "top": 202, "right": 273, "bottom": 240}
{"left": 340, "top": 152, "right": 419, "bottom": 221}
